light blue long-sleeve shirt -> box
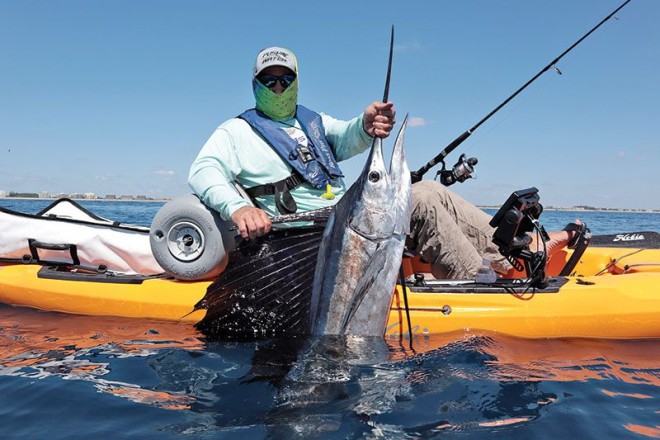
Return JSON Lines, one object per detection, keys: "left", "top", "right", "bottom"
{"left": 188, "top": 112, "right": 373, "bottom": 220}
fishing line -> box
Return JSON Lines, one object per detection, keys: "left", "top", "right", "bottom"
{"left": 462, "top": 76, "right": 551, "bottom": 156}
{"left": 398, "top": 264, "right": 414, "bottom": 349}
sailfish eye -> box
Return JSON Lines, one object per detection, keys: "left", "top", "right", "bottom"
{"left": 368, "top": 171, "right": 381, "bottom": 182}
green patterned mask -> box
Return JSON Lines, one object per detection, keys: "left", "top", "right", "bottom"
{"left": 253, "top": 77, "right": 298, "bottom": 121}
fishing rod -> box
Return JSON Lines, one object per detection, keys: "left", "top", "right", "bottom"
{"left": 410, "top": 0, "right": 633, "bottom": 184}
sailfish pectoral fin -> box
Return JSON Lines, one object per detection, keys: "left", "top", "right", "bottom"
{"left": 309, "top": 210, "right": 336, "bottom": 331}
{"left": 339, "top": 248, "right": 388, "bottom": 333}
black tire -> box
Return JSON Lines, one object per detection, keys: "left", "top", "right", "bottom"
{"left": 150, "top": 194, "right": 240, "bottom": 280}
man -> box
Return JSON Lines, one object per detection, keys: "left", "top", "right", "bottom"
{"left": 189, "top": 46, "right": 577, "bottom": 280}
{"left": 189, "top": 47, "right": 394, "bottom": 239}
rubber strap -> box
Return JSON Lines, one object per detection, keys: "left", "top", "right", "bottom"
{"left": 245, "top": 173, "right": 306, "bottom": 214}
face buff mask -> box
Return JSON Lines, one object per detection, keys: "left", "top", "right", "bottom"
{"left": 252, "top": 77, "right": 299, "bottom": 121}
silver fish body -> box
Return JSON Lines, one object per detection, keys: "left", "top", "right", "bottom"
{"left": 310, "top": 117, "right": 411, "bottom": 336}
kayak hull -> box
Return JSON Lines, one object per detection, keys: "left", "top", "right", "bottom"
{"left": 388, "top": 272, "right": 660, "bottom": 339}
{"left": 0, "top": 265, "right": 209, "bottom": 323}
{"left": 1, "top": 245, "right": 659, "bottom": 339}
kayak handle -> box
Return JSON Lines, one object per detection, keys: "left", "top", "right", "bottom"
{"left": 27, "top": 239, "right": 81, "bottom": 267}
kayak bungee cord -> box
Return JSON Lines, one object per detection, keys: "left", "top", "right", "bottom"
{"left": 594, "top": 248, "right": 646, "bottom": 276}
{"left": 621, "top": 263, "right": 660, "bottom": 273}
{"left": 410, "top": 0, "right": 633, "bottom": 184}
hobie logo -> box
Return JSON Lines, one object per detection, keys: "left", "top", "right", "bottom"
{"left": 613, "top": 233, "right": 645, "bottom": 242}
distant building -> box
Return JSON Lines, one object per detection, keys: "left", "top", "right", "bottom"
{"left": 0, "top": 189, "right": 168, "bottom": 201}
{"left": 574, "top": 205, "right": 597, "bottom": 211}
{"left": 10, "top": 192, "right": 39, "bottom": 198}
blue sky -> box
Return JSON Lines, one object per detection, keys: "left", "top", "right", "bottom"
{"left": 1, "top": 0, "right": 658, "bottom": 209}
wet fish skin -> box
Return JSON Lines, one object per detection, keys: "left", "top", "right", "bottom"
{"left": 311, "top": 117, "right": 411, "bottom": 336}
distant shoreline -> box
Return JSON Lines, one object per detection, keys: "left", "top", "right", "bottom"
{"left": 0, "top": 197, "right": 168, "bottom": 203}
{"left": 478, "top": 206, "right": 660, "bottom": 214}
{"left": 1, "top": 197, "right": 657, "bottom": 213}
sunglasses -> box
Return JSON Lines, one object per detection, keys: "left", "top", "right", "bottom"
{"left": 257, "top": 73, "right": 296, "bottom": 89}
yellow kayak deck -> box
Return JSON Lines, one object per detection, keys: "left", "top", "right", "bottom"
{"left": 1, "top": 246, "right": 659, "bottom": 339}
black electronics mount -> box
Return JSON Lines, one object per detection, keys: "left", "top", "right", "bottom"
{"left": 489, "top": 187, "right": 550, "bottom": 289}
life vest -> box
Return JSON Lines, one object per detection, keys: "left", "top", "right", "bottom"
{"left": 238, "top": 106, "right": 344, "bottom": 214}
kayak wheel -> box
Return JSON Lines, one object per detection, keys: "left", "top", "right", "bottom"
{"left": 150, "top": 194, "right": 240, "bottom": 281}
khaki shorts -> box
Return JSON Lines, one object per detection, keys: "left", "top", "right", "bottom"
{"left": 406, "top": 180, "right": 511, "bottom": 279}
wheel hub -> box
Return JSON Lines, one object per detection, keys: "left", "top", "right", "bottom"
{"left": 166, "top": 221, "right": 204, "bottom": 262}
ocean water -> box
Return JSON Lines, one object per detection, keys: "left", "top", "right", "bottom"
{"left": 1, "top": 197, "right": 658, "bottom": 233}
{"left": 0, "top": 198, "right": 658, "bottom": 439}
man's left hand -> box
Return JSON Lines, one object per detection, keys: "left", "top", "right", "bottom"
{"left": 363, "top": 101, "right": 396, "bottom": 138}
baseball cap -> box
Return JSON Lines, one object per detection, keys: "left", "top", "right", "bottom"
{"left": 254, "top": 47, "right": 298, "bottom": 76}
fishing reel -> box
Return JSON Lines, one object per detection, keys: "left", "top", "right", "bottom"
{"left": 436, "top": 153, "right": 478, "bottom": 186}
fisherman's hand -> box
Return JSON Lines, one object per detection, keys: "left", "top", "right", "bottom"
{"left": 231, "top": 206, "right": 272, "bottom": 240}
{"left": 363, "top": 101, "right": 396, "bottom": 138}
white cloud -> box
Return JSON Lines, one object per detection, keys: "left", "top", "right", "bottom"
{"left": 154, "top": 170, "right": 175, "bottom": 177}
{"left": 408, "top": 116, "right": 427, "bottom": 128}
{"left": 394, "top": 41, "right": 422, "bottom": 52}
{"left": 94, "top": 173, "right": 114, "bottom": 181}
{"left": 615, "top": 150, "right": 625, "bottom": 158}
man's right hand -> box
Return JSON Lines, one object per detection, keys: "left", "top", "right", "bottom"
{"left": 230, "top": 206, "right": 272, "bottom": 240}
